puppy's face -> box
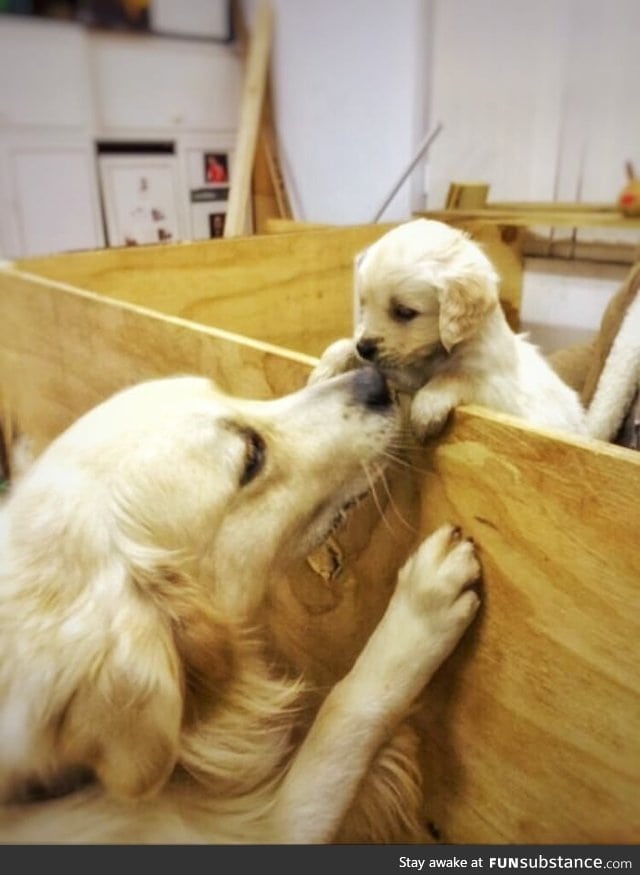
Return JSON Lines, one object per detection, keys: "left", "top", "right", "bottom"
{"left": 355, "top": 251, "right": 443, "bottom": 391}
{"left": 353, "top": 219, "right": 499, "bottom": 389}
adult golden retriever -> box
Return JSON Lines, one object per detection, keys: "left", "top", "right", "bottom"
{"left": 310, "top": 219, "right": 587, "bottom": 440}
{"left": 0, "top": 370, "right": 480, "bottom": 843}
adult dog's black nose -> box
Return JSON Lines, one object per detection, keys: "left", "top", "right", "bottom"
{"left": 356, "top": 337, "right": 378, "bottom": 361}
{"left": 353, "top": 367, "right": 393, "bottom": 409}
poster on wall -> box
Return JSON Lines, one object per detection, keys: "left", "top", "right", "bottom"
{"left": 208, "top": 212, "right": 226, "bottom": 238}
{"left": 203, "top": 152, "right": 229, "bottom": 185}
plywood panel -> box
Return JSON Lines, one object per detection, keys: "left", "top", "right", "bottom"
{"left": 0, "top": 262, "right": 638, "bottom": 844}
{"left": 0, "top": 269, "right": 313, "bottom": 454}
{"left": 414, "top": 408, "right": 640, "bottom": 843}
{"left": 15, "top": 226, "right": 396, "bottom": 357}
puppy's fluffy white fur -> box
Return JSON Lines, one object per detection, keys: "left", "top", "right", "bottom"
{"left": 310, "top": 219, "right": 587, "bottom": 439}
{"left": 0, "top": 372, "right": 480, "bottom": 843}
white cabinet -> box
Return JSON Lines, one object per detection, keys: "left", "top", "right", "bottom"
{"left": 0, "top": 16, "right": 241, "bottom": 257}
{"left": 0, "top": 17, "right": 104, "bottom": 257}
{"left": 9, "top": 144, "right": 104, "bottom": 257}
{"left": 90, "top": 33, "right": 242, "bottom": 135}
{"left": 0, "top": 17, "right": 93, "bottom": 129}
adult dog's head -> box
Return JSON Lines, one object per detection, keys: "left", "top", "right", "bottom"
{"left": 0, "top": 370, "right": 398, "bottom": 805}
{"left": 354, "top": 219, "right": 500, "bottom": 389}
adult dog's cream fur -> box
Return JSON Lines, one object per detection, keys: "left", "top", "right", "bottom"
{"left": 310, "top": 219, "right": 587, "bottom": 439}
{"left": 0, "top": 371, "right": 480, "bottom": 843}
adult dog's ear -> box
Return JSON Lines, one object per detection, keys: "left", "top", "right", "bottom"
{"left": 151, "top": 567, "right": 236, "bottom": 726}
{"left": 56, "top": 563, "right": 235, "bottom": 800}
{"left": 437, "top": 267, "right": 499, "bottom": 352}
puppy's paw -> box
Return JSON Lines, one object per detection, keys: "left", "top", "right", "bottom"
{"left": 410, "top": 390, "right": 454, "bottom": 441}
{"left": 307, "top": 338, "right": 359, "bottom": 386}
{"left": 396, "top": 524, "right": 481, "bottom": 665}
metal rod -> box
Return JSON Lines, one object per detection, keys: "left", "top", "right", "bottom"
{"left": 371, "top": 121, "right": 444, "bottom": 223}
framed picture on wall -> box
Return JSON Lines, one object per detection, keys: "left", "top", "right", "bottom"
{"left": 208, "top": 212, "right": 226, "bottom": 238}
{"left": 203, "top": 152, "right": 229, "bottom": 185}
{"left": 97, "top": 154, "right": 182, "bottom": 247}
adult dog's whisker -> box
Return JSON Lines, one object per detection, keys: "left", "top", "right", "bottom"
{"left": 363, "top": 464, "right": 396, "bottom": 538}
{"left": 382, "top": 450, "right": 430, "bottom": 476}
{"left": 375, "top": 466, "right": 417, "bottom": 535}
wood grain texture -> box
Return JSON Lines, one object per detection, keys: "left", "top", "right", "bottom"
{"left": 15, "top": 227, "right": 396, "bottom": 357}
{"left": 0, "top": 269, "right": 313, "bottom": 455}
{"left": 414, "top": 407, "right": 640, "bottom": 843}
{"left": 0, "top": 261, "right": 638, "bottom": 844}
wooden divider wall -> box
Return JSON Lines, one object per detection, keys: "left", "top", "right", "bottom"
{"left": 0, "top": 230, "right": 638, "bottom": 843}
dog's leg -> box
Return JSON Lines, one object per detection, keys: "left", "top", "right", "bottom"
{"left": 270, "top": 524, "right": 480, "bottom": 843}
{"left": 410, "top": 378, "right": 466, "bottom": 441}
{"left": 334, "top": 720, "right": 428, "bottom": 843}
{"left": 307, "top": 338, "right": 360, "bottom": 385}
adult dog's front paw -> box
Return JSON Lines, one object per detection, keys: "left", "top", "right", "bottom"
{"left": 410, "top": 390, "right": 454, "bottom": 441}
{"left": 396, "top": 524, "right": 481, "bottom": 666}
{"left": 307, "top": 338, "right": 359, "bottom": 386}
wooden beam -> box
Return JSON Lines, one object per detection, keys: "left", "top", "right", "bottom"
{"left": 224, "top": 1, "right": 274, "bottom": 237}
{"left": 252, "top": 84, "right": 293, "bottom": 233}
{"left": 490, "top": 200, "right": 618, "bottom": 213}
{"left": 445, "top": 181, "right": 490, "bottom": 209}
{"left": 417, "top": 207, "right": 640, "bottom": 228}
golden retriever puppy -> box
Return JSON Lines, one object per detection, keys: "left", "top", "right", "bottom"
{"left": 0, "top": 370, "right": 480, "bottom": 843}
{"left": 310, "top": 218, "right": 587, "bottom": 440}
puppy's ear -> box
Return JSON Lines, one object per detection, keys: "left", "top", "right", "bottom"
{"left": 438, "top": 268, "right": 499, "bottom": 351}
{"left": 57, "top": 563, "right": 235, "bottom": 800}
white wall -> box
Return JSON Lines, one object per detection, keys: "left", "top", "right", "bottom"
{"left": 263, "top": 0, "right": 639, "bottom": 222}
{"left": 423, "top": 0, "right": 640, "bottom": 213}
{"left": 266, "top": 0, "right": 432, "bottom": 224}
{"left": 426, "top": 0, "right": 569, "bottom": 206}
{"left": 520, "top": 259, "right": 629, "bottom": 354}
{"left": 415, "top": 0, "right": 639, "bottom": 350}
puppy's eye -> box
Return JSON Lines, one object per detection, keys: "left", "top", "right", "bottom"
{"left": 240, "top": 429, "right": 266, "bottom": 486}
{"left": 391, "top": 303, "right": 419, "bottom": 322}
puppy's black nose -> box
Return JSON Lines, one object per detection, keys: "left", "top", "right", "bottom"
{"left": 356, "top": 337, "right": 378, "bottom": 361}
{"left": 353, "top": 367, "right": 393, "bottom": 409}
